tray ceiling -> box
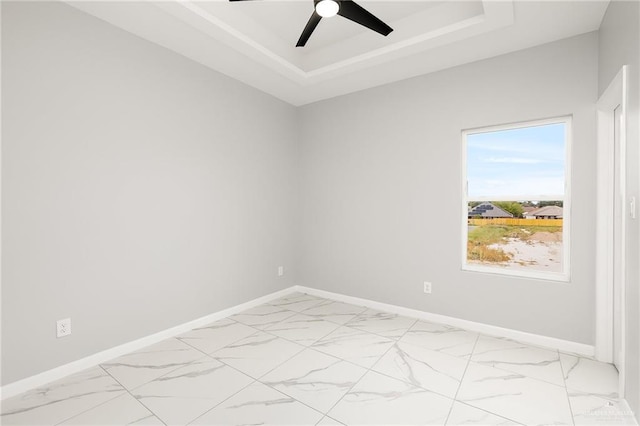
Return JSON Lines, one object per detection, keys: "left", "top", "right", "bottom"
{"left": 68, "top": 0, "right": 609, "bottom": 105}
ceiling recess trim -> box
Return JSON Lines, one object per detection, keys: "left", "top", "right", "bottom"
{"left": 162, "top": 0, "right": 514, "bottom": 85}
{"left": 177, "top": 1, "right": 308, "bottom": 79}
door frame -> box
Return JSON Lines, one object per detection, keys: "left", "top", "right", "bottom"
{"left": 595, "top": 66, "right": 627, "bottom": 397}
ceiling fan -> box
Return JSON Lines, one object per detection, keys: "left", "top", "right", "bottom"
{"left": 229, "top": 0, "right": 393, "bottom": 47}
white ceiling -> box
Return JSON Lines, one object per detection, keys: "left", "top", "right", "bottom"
{"left": 68, "top": 0, "right": 609, "bottom": 106}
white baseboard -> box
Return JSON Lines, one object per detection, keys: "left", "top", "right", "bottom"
{"left": 294, "top": 285, "right": 595, "bottom": 357}
{"left": 0, "top": 286, "right": 296, "bottom": 400}
{"left": 1, "top": 284, "right": 598, "bottom": 401}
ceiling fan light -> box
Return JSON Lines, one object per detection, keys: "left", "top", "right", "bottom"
{"left": 316, "top": 0, "right": 339, "bottom": 18}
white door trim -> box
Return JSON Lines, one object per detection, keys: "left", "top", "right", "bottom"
{"left": 595, "top": 66, "right": 627, "bottom": 397}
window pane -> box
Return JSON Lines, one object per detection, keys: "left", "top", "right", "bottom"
{"left": 467, "top": 123, "right": 566, "bottom": 200}
{"left": 463, "top": 118, "right": 569, "bottom": 280}
{"left": 466, "top": 201, "right": 564, "bottom": 274}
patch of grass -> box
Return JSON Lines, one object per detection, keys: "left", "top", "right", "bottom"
{"left": 468, "top": 225, "right": 562, "bottom": 244}
{"left": 467, "top": 241, "right": 511, "bottom": 262}
{"left": 468, "top": 225, "right": 510, "bottom": 245}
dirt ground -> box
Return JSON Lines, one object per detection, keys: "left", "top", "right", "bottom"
{"left": 471, "top": 236, "right": 563, "bottom": 273}
{"left": 529, "top": 231, "right": 562, "bottom": 243}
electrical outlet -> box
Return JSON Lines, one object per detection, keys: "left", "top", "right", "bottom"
{"left": 57, "top": 318, "right": 71, "bottom": 338}
{"left": 423, "top": 282, "right": 432, "bottom": 294}
{"left": 278, "top": 266, "right": 284, "bottom": 277}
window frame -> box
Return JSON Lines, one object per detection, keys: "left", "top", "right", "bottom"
{"left": 461, "top": 116, "right": 572, "bottom": 282}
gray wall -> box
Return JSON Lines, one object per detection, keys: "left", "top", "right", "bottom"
{"left": 1, "top": 2, "right": 298, "bottom": 385}
{"left": 598, "top": 0, "right": 640, "bottom": 415}
{"left": 3, "top": 0, "right": 630, "bottom": 399}
{"left": 297, "top": 33, "right": 598, "bottom": 345}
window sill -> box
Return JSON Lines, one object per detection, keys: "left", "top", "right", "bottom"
{"left": 462, "top": 264, "right": 571, "bottom": 283}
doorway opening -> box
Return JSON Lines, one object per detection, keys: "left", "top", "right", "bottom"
{"left": 595, "top": 66, "right": 628, "bottom": 397}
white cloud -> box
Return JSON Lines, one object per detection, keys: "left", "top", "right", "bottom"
{"left": 482, "top": 157, "right": 542, "bottom": 164}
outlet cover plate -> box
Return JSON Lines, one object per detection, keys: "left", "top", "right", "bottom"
{"left": 57, "top": 318, "right": 71, "bottom": 338}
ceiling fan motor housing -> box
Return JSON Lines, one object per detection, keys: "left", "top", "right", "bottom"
{"left": 229, "top": 0, "right": 392, "bottom": 47}
{"left": 315, "top": 0, "right": 340, "bottom": 18}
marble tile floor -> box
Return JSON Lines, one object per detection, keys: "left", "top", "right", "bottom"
{"left": 2, "top": 292, "right": 636, "bottom": 425}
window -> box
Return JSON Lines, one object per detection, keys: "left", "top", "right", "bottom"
{"left": 462, "top": 117, "right": 571, "bottom": 281}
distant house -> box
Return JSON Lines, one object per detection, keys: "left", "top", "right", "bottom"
{"left": 468, "top": 202, "right": 514, "bottom": 219}
{"left": 524, "top": 205, "right": 563, "bottom": 219}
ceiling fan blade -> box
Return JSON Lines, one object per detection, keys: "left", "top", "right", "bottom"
{"left": 337, "top": 0, "right": 393, "bottom": 36}
{"left": 297, "top": 11, "right": 322, "bottom": 47}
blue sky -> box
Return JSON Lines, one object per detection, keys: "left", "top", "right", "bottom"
{"left": 467, "top": 122, "right": 566, "bottom": 200}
